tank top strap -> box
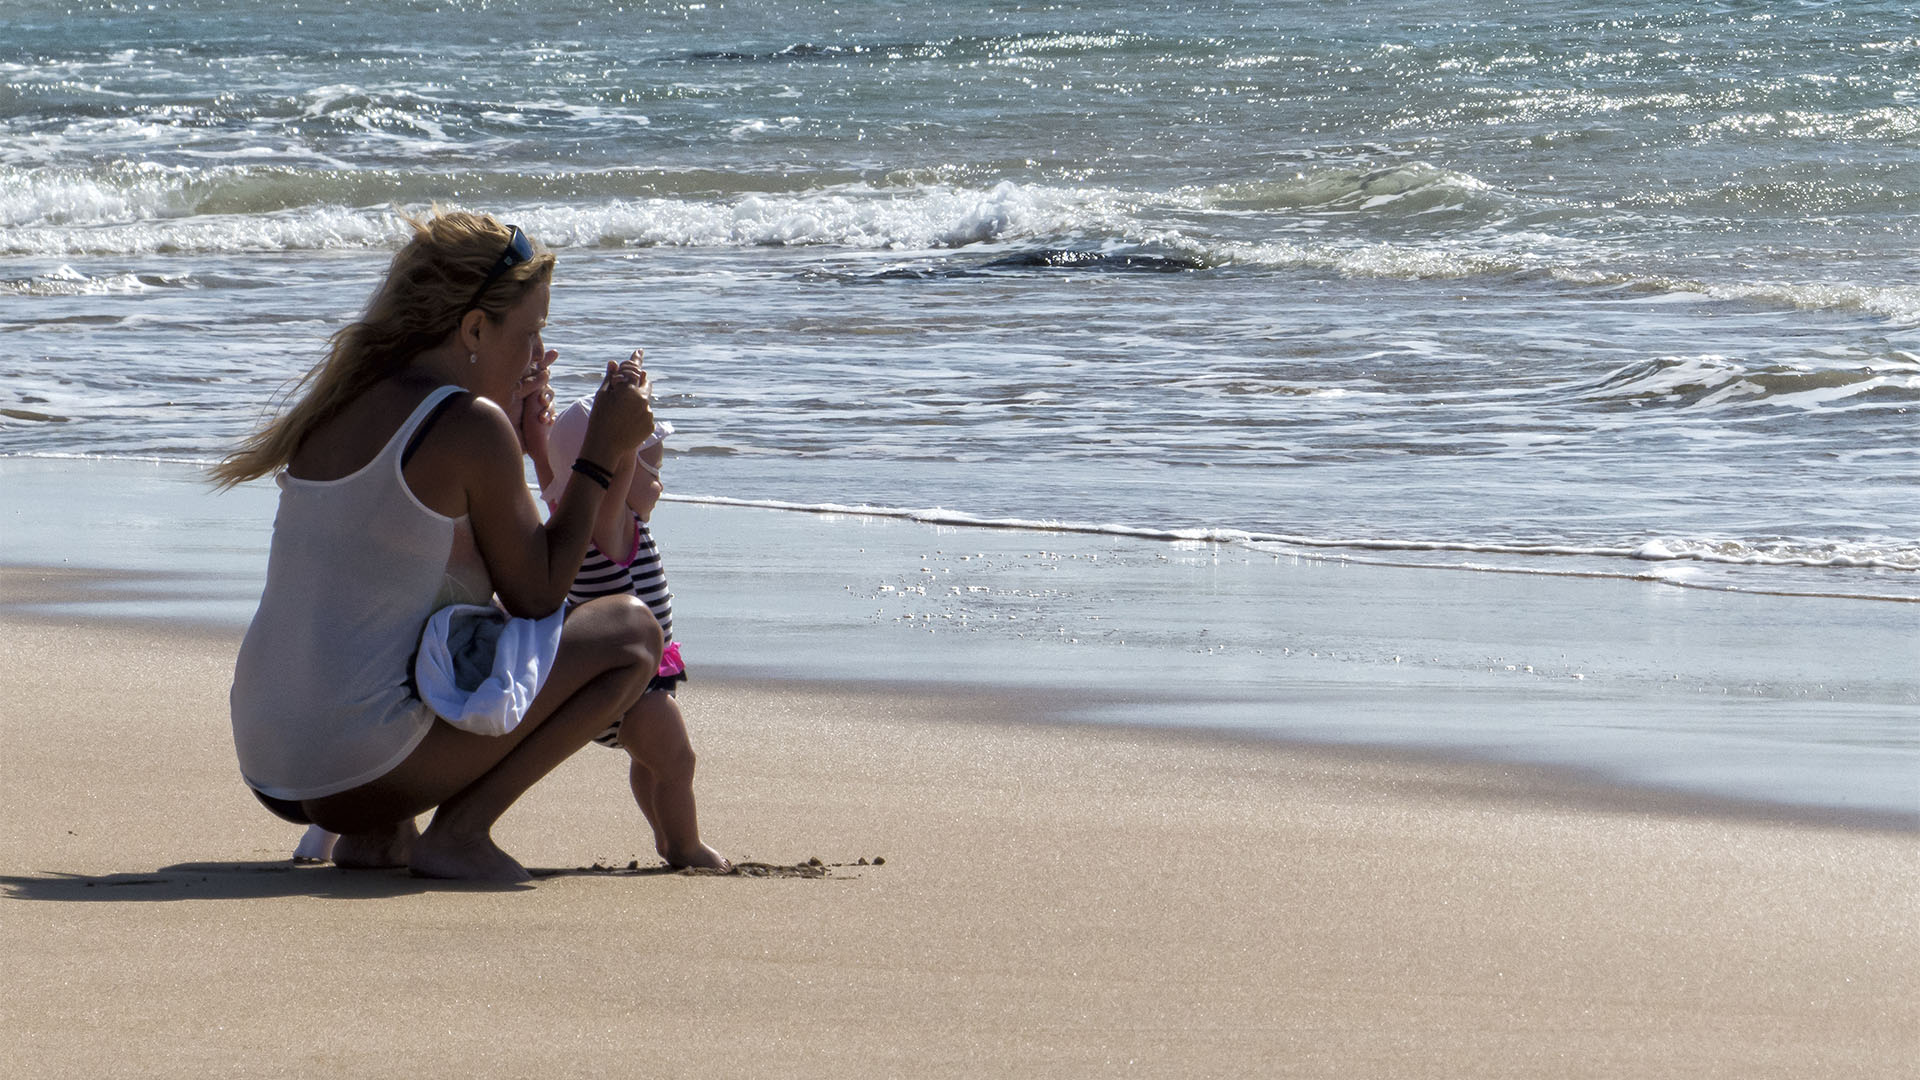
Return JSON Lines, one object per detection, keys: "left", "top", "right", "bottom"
{"left": 386, "top": 384, "right": 467, "bottom": 470}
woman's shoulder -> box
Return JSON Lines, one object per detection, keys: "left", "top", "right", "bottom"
{"left": 394, "top": 383, "right": 526, "bottom": 518}
{"left": 414, "top": 384, "right": 516, "bottom": 452}
{"left": 401, "top": 382, "right": 523, "bottom": 481}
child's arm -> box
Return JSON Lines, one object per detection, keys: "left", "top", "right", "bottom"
{"left": 527, "top": 426, "right": 555, "bottom": 494}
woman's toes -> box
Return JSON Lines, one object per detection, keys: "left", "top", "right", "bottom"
{"left": 408, "top": 833, "right": 531, "bottom": 884}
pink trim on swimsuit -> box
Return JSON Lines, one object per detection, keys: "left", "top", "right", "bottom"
{"left": 609, "top": 511, "right": 642, "bottom": 568}
{"left": 657, "top": 641, "right": 684, "bottom": 678}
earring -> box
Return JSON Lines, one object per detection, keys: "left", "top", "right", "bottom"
{"left": 468, "top": 353, "right": 477, "bottom": 365}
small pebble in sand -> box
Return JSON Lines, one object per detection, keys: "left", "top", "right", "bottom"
{"left": 873, "top": 856, "right": 885, "bottom": 865}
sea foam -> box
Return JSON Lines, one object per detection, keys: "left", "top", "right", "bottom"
{"left": 7, "top": 159, "right": 1917, "bottom": 325}
{"left": 669, "top": 493, "right": 1920, "bottom": 591}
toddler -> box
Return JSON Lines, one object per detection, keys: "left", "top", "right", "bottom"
{"left": 537, "top": 393, "right": 728, "bottom": 871}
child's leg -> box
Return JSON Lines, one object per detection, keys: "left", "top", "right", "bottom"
{"left": 626, "top": 758, "right": 666, "bottom": 857}
{"left": 619, "top": 690, "right": 727, "bottom": 870}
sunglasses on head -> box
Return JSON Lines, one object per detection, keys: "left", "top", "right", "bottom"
{"left": 464, "top": 223, "right": 533, "bottom": 312}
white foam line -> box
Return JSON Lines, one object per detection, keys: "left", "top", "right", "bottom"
{"left": 4, "top": 460, "right": 1907, "bottom": 601}
{"left": 3, "top": 450, "right": 220, "bottom": 466}
{"left": 665, "top": 494, "right": 1920, "bottom": 603}
{"left": 1285, "top": 550, "right": 1920, "bottom": 605}
{"left": 668, "top": 494, "right": 1917, "bottom": 569}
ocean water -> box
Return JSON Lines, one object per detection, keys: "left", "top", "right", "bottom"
{"left": 4, "top": 0, "right": 1918, "bottom": 597}
{"left": 2, "top": 2, "right": 1916, "bottom": 811}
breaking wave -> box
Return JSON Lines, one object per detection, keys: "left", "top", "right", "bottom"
{"left": 1579, "top": 354, "right": 1920, "bottom": 411}
{"left": 7, "top": 160, "right": 1919, "bottom": 323}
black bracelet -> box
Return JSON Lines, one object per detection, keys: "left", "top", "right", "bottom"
{"left": 571, "top": 457, "right": 613, "bottom": 490}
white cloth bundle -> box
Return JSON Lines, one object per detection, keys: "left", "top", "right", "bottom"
{"left": 413, "top": 603, "right": 565, "bottom": 737}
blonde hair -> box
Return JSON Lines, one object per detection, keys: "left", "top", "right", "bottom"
{"left": 211, "top": 210, "right": 556, "bottom": 488}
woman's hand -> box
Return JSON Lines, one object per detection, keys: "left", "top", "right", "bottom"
{"left": 580, "top": 349, "right": 653, "bottom": 467}
{"left": 510, "top": 348, "right": 557, "bottom": 457}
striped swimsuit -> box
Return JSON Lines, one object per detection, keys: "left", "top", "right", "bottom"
{"left": 570, "top": 511, "right": 679, "bottom": 747}
{"left": 568, "top": 513, "right": 673, "bottom": 638}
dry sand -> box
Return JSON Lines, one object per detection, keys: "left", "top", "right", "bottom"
{"left": 1, "top": 585, "right": 1915, "bottom": 1078}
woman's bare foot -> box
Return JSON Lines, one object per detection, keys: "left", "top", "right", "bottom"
{"left": 662, "top": 843, "right": 730, "bottom": 872}
{"left": 409, "top": 828, "right": 532, "bottom": 884}
{"left": 330, "top": 819, "right": 418, "bottom": 869}
{"left": 292, "top": 825, "right": 338, "bottom": 864}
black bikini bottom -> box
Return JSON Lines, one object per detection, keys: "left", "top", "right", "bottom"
{"left": 251, "top": 787, "right": 313, "bottom": 826}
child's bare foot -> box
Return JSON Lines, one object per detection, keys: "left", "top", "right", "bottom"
{"left": 330, "top": 819, "right": 418, "bottom": 869}
{"left": 662, "top": 843, "right": 730, "bottom": 871}
{"left": 408, "top": 830, "right": 532, "bottom": 884}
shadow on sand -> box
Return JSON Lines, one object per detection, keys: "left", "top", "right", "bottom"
{"left": 0, "top": 857, "right": 848, "bottom": 902}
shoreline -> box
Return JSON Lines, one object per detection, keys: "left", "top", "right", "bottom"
{"left": 6, "top": 453, "right": 1917, "bottom": 603}
{"left": 2, "top": 569, "right": 1911, "bottom": 836}
{"left": 3, "top": 454, "right": 1916, "bottom": 824}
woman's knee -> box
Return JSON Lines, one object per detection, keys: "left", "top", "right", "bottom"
{"left": 567, "top": 595, "right": 662, "bottom": 675}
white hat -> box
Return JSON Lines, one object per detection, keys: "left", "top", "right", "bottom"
{"left": 541, "top": 397, "right": 670, "bottom": 503}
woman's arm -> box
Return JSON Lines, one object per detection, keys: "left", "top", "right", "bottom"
{"left": 590, "top": 452, "right": 640, "bottom": 561}
{"left": 416, "top": 361, "right": 653, "bottom": 616}
{"left": 463, "top": 404, "right": 603, "bottom": 616}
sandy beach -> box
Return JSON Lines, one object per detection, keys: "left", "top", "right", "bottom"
{"left": 2, "top": 571, "right": 1914, "bottom": 1078}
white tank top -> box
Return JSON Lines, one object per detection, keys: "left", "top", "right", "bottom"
{"left": 230, "top": 385, "right": 490, "bottom": 800}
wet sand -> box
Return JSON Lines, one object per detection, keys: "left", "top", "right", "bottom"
{"left": 7, "top": 456, "right": 1919, "bottom": 824}
{"left": 1, "top": 591, "right": 1914, "bottom": 1078}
